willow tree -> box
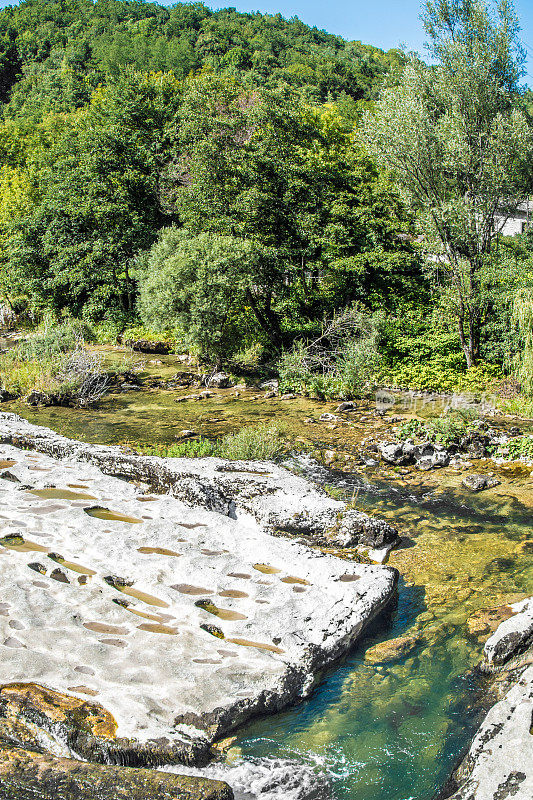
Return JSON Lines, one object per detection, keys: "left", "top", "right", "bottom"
{"left": 363, "top": 0, "right": 533, "bottom": 367}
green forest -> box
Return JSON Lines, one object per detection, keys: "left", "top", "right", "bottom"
{"left": 1, "top": 0, "right": 533, "bottom": 412}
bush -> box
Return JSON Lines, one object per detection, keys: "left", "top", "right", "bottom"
{"left": 396, "top": 410, "right": 480, "bottom": 446}
{"left": 0, "top": 322, "right": 108, "bottom": 405}
{"left": 278, "top": 308, "right": 382, "bottom": 399}
{"left": 494, "top": 434, "right": 533, "bottom": 461}
{"left": 137, "top": 228, "right": 276, "bottom": 366}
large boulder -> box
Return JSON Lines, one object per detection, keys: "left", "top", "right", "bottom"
{"left": 207, "top": 373, "right": 231, "bottom": 389}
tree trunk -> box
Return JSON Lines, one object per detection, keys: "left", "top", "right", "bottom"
{"left": 245, "top": 289, "right": 283, "bottom": 350}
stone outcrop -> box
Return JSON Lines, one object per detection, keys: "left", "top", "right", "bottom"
{"left": 0, "top": 746, "right": 232, "bottom": 800}
{"left": 442, "top": 598, "right": 533, "bottom": 800}
{"left": 0, "top": 412, "right": 400, "bottom": 552}
{"left": 0, "top": 415, "right": 398, "bottom": 772}
{"left": 483, "top": 597, "right": 533, "bottom": 667}
{"left": 123, "top": 339, "right": 172, "bottom": 355}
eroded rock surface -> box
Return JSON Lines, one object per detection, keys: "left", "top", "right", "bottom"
{"left": 0, "top": 412, "right": 399, "bottom": 551}
{"left": 0, "top": 417, "right": 398, "bottom": 768}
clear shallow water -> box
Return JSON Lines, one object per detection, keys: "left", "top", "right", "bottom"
{"left": 5, "top": 369, "right": 533, "bottom": 800}
{"left": 226, "top": 470, "right": 533, "bottom": 800}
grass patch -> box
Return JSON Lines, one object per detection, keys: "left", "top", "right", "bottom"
{"left": 136, "top": 423, "right": 289, "bottom": 461}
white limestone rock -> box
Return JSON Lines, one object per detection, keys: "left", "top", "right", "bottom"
{"left": 484, "top": 597, "right": 533, "bottom": 666}
{"left": 0, "top": 430, "right": 397, "bottom": 765}
{"left": 444, "top": 598, "right": 533, "bottom": 800}
{"left": 0, "top": 412, "right": 399, "bottom": 550}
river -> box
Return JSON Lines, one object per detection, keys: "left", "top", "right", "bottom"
{"left": 2, "top": 345, "right": 532, "bottom": 800}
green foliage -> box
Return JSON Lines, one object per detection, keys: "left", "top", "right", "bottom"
{"left": 278, "top": 309, "right": 382, "bottom": 399}
{"left": 0, "top": 321, "right": 108, "bottom": 404}
{"left": 0, "top": 0, "right": 401, "bottom": 116}
{"left": 137, "top": 422, "right": 288, "bottom": 461}
{"left": 378, "top": 309, "right": 502, "bottom": 392}
{"left": 397, "top": 410, "right": 481, "bottom": 446}
{"left": 494, "top": 434, "right": 533, "bottom": 460}
{"left": 138, "top": 228, "right": 274, "bottom": 364}
{"left": 362, "top": 0, "right": 533, "bottom": 368}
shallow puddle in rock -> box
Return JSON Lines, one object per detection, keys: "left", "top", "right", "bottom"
{"left": 48, "top": 554, "right": 96, "bottom": 575}
{"left": 137, "top": 546, "right": 181, "bottom": 557}
{"left": 280, "top": 576, "right": 310, "bottom": 585}
{"left": 253, "top": 564, "right": 282, "bottom": 575}
{"left": 0, "top": 460, "right": 16, "bottom": 469}
{"left": 84, "top": 506, "right": 143, "bottom": 524}
{"left": 137, "top": 622, "right": 178, "bottom": 635}
{"left": 114, "top": 585, "right": 169, "bottom": 608}
{"left": 0, "top": 535, "right": 48, "bottom": 553}
{"left": 30, "top": 488, "right": 96, "bottom": 500}
{"left": 195, "top": 599, "right": 247, "bottom": 621}
{"left": 180, "top": 523, "right": 207, "bottom": 529}
{"left": 172, "top": 584, "right": 214, "bottom": 595}
{"left": 226, "top": 638, "right": 284, "bottom": 654}
{"left": 84, "top": 622, "right": 129, "bottom": 635}
{"left": 219, "top": 589, "right": 248, "bottom": 598}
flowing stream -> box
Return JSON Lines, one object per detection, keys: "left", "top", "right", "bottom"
{"left": 3, "top": 347, "right": 532, "bottom": 800}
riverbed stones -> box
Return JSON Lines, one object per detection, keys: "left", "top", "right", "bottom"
{"left": 0, "top": 417, "right": 398, "bottom": 766}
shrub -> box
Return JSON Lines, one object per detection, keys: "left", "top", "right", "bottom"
{"left": 396, "top": 410, "right": 480, "bottom": 446}
{"left": 0, "top": 322, "right": 108, "bottom": 406}
{"left": 494, "top": 435, "right": 533, "bottom": 461}
{"left": 278, "top": 308, "right": 382, "bottom": 399}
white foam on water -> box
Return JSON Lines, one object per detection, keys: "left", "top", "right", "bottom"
{"left": 161, "top": 757, "right": 331, "bottom": 800}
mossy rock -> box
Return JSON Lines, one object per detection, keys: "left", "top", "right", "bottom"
{"left": 0, "top": 746, "right": 233, "bottom": 800}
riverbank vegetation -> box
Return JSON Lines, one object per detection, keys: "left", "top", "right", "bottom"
{"left": 1, "top": 0, "right": 533, "bottom": 414}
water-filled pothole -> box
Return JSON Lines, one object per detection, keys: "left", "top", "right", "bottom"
{"left": 30, "top": 488, "right": 96, "bottom": 500}
{"left": 84, "top": 507, "right": 143, "bottom": 524}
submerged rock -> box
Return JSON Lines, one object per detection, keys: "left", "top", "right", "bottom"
{"left": 0, "top": 746, "right": 232, "bottom": 800}
{"left": 462, "top": 474, "right": 501, "bottom": 492}
{"left": 364, "top": 635, "right": 422, "bottom": 664}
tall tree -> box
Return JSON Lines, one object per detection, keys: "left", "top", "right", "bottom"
{"left": 362, "top": 0, "right": 533, "bottom": 367}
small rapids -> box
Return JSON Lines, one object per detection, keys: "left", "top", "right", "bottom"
{"left": 161, "top": 756, "right": 331, "bottom": 800}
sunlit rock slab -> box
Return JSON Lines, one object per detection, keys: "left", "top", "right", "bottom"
{"left": 445, "top": 664, "right": 533, "bottom": 800}
{"left": 0, "top": 412, "right": 399, "bottom": 550}
{"left": 0, "top": 437, "right": 397, "bottom": 762}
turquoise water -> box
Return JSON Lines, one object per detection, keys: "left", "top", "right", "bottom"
{"left": 229, "top": 473, "right": 533, "bottom": 800}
